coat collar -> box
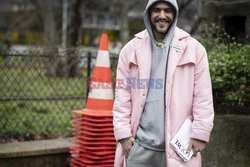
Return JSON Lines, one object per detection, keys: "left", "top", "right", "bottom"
{"left": 133, "top": 27, "right": 190, "bottom": 97}
{"left": 134, "top": 27, "right": 190, "bottom": 57}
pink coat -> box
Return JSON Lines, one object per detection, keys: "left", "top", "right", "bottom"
{"left": 112, "top": 27, "right": 214, "bottom": 167}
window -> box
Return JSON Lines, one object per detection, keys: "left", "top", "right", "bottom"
{"left": 223, "top": 16, "right": 246, "bottom": 41}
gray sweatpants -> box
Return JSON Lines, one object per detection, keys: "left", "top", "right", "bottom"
{"left": 126, "top": 141, "right": 166, "bottom": 167}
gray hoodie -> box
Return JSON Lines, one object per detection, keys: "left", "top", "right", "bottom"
{"left": 136, "top": 0, "right": 179, "bottom": 151}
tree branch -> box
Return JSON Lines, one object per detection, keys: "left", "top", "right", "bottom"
{"left": 178, "top": 0, "right": 195, "bottom": 15}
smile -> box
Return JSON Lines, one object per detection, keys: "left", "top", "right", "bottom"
{"left": 156, "top": 20, "right": 169, "bottom": 28}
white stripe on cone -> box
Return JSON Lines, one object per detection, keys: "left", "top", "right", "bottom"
{"left": 88, "top": 82, "right": 113, "bottom": 99}
{"left": 95, "top": 50, "right": 110, "bottom": 67}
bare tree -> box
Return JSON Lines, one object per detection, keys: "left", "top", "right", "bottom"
{"left": 32, "top": 0, "right": 59, "bottom": 46}
{"left": 31, "top": 0, "right": 62, "bottom": 77}
{"left": 32, "top": 0, "right": 84, "bottom": 77}
{"left": 65, "top": 0, "right": 84, "bottom": 77}
{"left": 177, "top": 0, "right": 202, "bottom": 34}
{"left": 119, "top": 0, "right": 130, "bottom": 44}
{"left": 177, "top": 0, "right": 195, "bottom": 15}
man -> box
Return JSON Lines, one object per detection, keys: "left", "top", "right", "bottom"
{"left": 112, "top": 0, "right": 214, "bottom": 166}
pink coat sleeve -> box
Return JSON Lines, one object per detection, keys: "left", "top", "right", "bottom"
{"left": 190, "top": 42, "right": 214, "bottom": 143}
{"left": 112, "top": 44, "right": 133, "bottom": 141}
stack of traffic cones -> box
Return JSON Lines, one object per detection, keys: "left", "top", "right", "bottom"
{"left": 70, "top": 33, "right": 116, "bottom": 167}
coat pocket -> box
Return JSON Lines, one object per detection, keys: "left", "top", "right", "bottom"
{"left": 177, "top": 61, "right": 195, "bottom": 67}
{"left": 175, "top": 61, "right": 195, "bottom": 78}
{"left": 129, "top": 63, "right": 139, "bottom": 78}
{"left": 177, "top": 52, "right": 196, "bottom": 67}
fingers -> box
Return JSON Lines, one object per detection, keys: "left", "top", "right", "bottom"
{"left": 187, "top": 140, "right": 193, "bottom": 152}
{"left": 193, "top": 148, "right": 198, "bottom": 157}
{"left": 187, "top": 140, "right": 196, "bottom": 157}
{"left": 123, "top": 146, "right": 130, "bottom": 158}
{"left": 124, "top": 149, "right": 129, "bottom": 158}
{"left": 188, "top": 139, "right": 205, "bottom": 157}
{"left": 130, "top": 137, "right": 135, "bottom": 143}
{"left": 123, "top": 144, "right": 131, "bottom": 158}
{"left": 121, "top": 137, "right": 134, "bottom": 158}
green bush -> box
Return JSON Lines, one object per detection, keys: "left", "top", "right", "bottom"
{"left": 200, "top": 21, "right": 250, "bottom": 109}
{"left": 208, "top": 43, "right": 250, "bottom": 106}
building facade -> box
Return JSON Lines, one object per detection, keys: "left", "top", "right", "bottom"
{"left": 199, "top": 0, "right": 250, "bottom": 41}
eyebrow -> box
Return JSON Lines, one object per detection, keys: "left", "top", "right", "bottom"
{"left": 150, "top": 6, "right": 173, "bottom": 13}
{"left": 152, "top": 5, "right": 172, "bottom": 9}
{"left": 152, "top": 6, "right": 172, "bottom": 10}
{"left": 150, "top": 3, "right": 173, "bottom": 11}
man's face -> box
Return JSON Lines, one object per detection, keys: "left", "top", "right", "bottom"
{"left": 150, "top": 1, "right": 175, "bottom": 35}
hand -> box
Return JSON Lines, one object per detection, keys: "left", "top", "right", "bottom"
{"left": 120, "top": 137, "right": 135, "bottom": 158}
{"left": 187, "top": 138, "right": 206, "bottom": 157}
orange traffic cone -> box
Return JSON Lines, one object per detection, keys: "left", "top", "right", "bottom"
{"left": 85, "top": 33, "right": 114, "bottom": 111}
{"left": 70, "top": 33, "right": 116, "bottom": 167}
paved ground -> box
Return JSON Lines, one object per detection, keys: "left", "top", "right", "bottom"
{"left": 0, "top": 138, "right": 71, "bottom": 158}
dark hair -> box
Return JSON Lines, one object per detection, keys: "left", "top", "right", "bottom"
{"left": 148, "top": 1, "right": 176, "bottom": 16}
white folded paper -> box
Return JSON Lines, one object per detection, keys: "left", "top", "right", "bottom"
{"left": 170, "top": 119, "right": 194, "bottom": 162}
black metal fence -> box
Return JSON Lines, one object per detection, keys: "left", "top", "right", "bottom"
{"left": 0, "top": 49, "right": 118, "bottom": 142}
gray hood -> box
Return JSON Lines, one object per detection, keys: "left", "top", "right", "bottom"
{"left": 144, "top": 0, "right": 179, "bottom": 45}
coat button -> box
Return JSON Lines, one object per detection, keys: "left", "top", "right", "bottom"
{"left": 143, "top": 93, "right": 145, "bottom": 96}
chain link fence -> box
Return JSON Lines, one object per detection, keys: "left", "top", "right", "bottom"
{"left": 1, "top": 46, "right": 248, "bottom": 143}
{"left": 0, "top": 48, "right": 118, "bottom": 143}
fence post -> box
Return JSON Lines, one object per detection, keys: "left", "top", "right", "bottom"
{"left": 86, "top": 52, "right": 91, "bottom": 98}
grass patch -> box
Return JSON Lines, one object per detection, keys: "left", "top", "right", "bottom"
{"left": 0, "top": 62, "right": 87, "bottom": 142}
{"left": 0, "top": 100, "right": 85, "bottom": 140}
{"left": 0, "top": 54, "right": 118, "bottom": 142}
